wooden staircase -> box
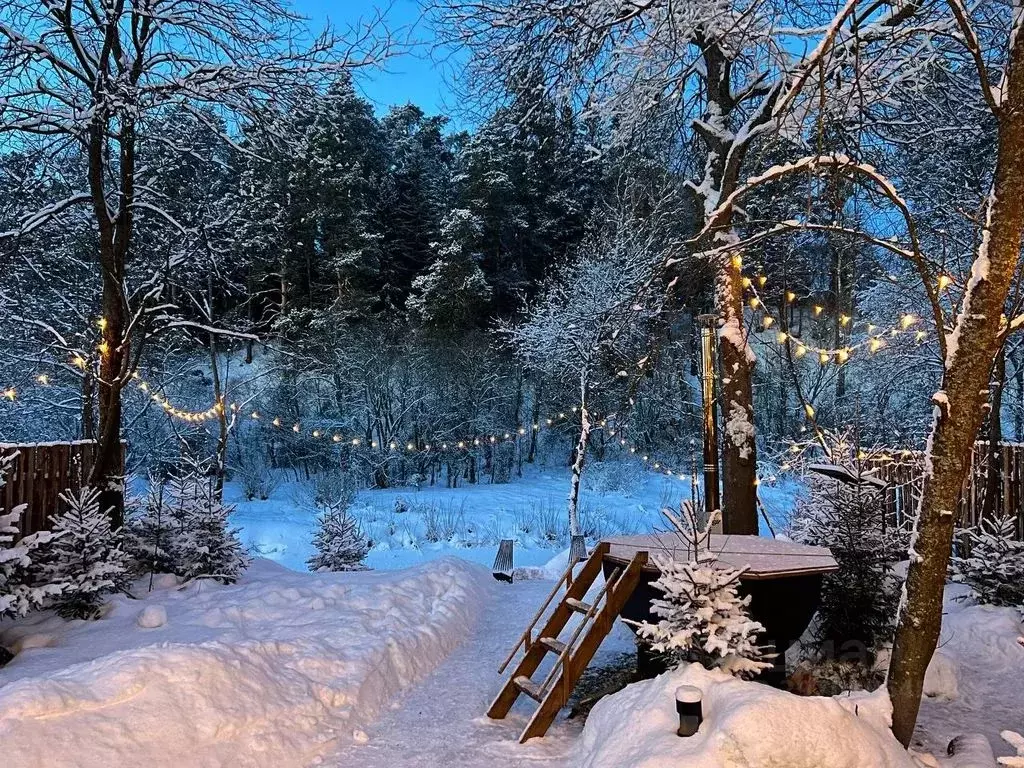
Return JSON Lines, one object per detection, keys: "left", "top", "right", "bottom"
{"left": 487, "top": 541, "right": 648, "bottom": 742}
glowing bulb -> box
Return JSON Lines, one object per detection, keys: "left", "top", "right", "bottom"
{"left": 777, "top": 332, "right": 788, "bottom": 343}
{"left": 312, "top": 430, "right": 321, "bottom": 438}
{"left": 97, "top": 317, "right": 107, "bottom": 330}
{"left": 839, "top": 314, "right": 851, "bottom": 326}
{"left": 916, "top": 330, "right": 926, "bottom": 342}
{"left": 272, "top": 417, "right": 281, "bottom": 427}
{"left": 749, "top": 297, "right": 760, "bottom": 310}
{"left": 292, "top": 424, "right": 300, "bottom": 433}
{"left": 731, "top": 254, "right": 743, "bottom": 269}
{"left": 332, "top": 434, "right": 341, "bottom": 442}
{"left": 938, "top": 274, "right": 951, "bottom": 291}
{"left": 407, "top": 443, "right": 415, "bottom": 451}
{"left": 741, "top": 277, "right": 752, "bottom": 288}
{"left": 795, "top": 344, "right": 807, "bottom": 358}
{"left": 73, "top": 355, "right": 87, "bottom": 369}
{"left": 900, "top": 314, "right": 916, "bottom": 329}
{"left": 804, "top": 403, "right": 815, "bottom": 418}
{"left": 813, "top": 305, "right": 823, "bottom": 317}
{"left": 786, "top": 291, "right": 796, "bottom": 302}
{"left": 518, "top": 427, "right": 526, "bottom": 435}
{"left": 97, "top": 341, "right": 110, "bottom": 355}
{"left": 251, "top": 411, "right": 259, "bottom": 419}
{"left": 837, "top": 349, "right": 850, "bottom": 364}
{"left": 352, "top": 438, "right": 360, "bottom": 446}
{"left": 3, "top": 387, "right": 16, "bottom": 400}
{"left": 819, "top": 351, "right": 830, "bottom": 365}
{"left": 457, "top": 441, "right": 465, "bottom": 449}
{"left": 763, "top": 316, "right": 774, "bottom": 328}
{"left": 36, "top": 374, "right": 49, "bottom": 385}
{"left": 758, "top": 275, "right": 767, "bottom": 287}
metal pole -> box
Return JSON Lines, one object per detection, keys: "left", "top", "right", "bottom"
{"left": 698, "top": 314, "right": 721, "bottom": 520}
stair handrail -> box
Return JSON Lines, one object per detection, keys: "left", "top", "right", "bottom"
{"left": 539, "top": 564, "right": 623, "bottom": 695}
{"left": 497, "top": 558, "right": 576, "bottom": 673}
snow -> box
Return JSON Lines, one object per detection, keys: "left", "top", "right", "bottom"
{"left": 913, "top": 584, "right": 1024, "bottom": 761}
{"left": 228, "top": 466, "right": 799, "bottom": 573}
{"left": 0, "top": 557, "right": 488, "bottom": 768}
{"left": 572, "top": 663, "right": 917, "bottom": 768}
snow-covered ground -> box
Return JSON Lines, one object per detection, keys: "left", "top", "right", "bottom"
{"left": 230, "top": 463, "right": 801, "bottom": 573}
{"left": 2, "top": 466, "right": 1020, "bottom": 768}
{"left": 0, "top": 558, "right": 488, "bottom": 768}
{"left": 913, "top": 585, "right": 1024, "bottom": 761}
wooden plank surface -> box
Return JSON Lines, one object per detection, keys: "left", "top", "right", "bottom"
{"left": 602, "top": 533, "right": 838, "bottom": 579}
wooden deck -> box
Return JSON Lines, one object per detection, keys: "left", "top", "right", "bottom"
{"left": 602, "top": 533, "right": 838, "bottom": 580}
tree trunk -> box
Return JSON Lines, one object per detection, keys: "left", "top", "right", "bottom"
{"left": 567, "top": 373, "right": 591, "bottom": 538}
{"left": 86, "top": 119, "right": 134, "bottom": 527}
{"left": 982, "top": 345, "right": 1006, "bottom": 520}
{"left": 716, "top": 246, "right": 759, "bottom": 534}
{"left": 888, "top": 30, "right": 1024, "bottom": 746}
{"left": 527, "top": 379, "right": 542, "bottom": 463}
{"left": 81, "top": 369, "right": 96, "bottom": 440}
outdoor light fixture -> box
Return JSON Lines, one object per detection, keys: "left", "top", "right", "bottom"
{"left": 675, "top": 685, "right": 703, "bottom": 737}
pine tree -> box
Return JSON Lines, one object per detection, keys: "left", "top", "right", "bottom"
{"left": 0, "top": 453, "right": 64, "bottom": 619}
{"left": 951, "top": 515, "right": 1024, "bottom": 607}
{"left": 40, "top": 487, "right": 129, "bottom": 619}
{"left": 307, "top": 499, "right": 370, "bottom": 573}
{"left": 635, "top": 503, "right": 771, "bottom": 677}
{"left": 166, "top": 460, "right": 249, "bottom": 584}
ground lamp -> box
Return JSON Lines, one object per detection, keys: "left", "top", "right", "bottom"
{"left": 675, "top": 685, "right": 703, "bottom": 737}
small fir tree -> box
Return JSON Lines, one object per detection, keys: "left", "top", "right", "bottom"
{"left": 0, "top": 453, "right": 64, "bottom": 619}
{"left": 636, "top": 502, "right": 771, "bottom": 677}
{"left": 951, "top": 515, "right": 1024, "bottom": 607}
{"left": 125, "top": 478, "right": 176, "bottom": 588}
{"left": 166, "top": 458, "right": 249, "bottom": 583}
{"left": 790, "top": 431, "right": 907, "bottom": 656}
{"left": 307, "top": 499, "right": 370, "bottom": 573}
{"left": 40, "top": 487, "right": 129, "bottom": 619}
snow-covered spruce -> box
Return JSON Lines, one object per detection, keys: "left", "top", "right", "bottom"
{"left": 127, "top": 459, "right": 249, "bottom": 584}
{"left": 951, "top": 514, "right": 1024, "bottom": 608}
{"left": 0, "top": 453, "right": 64, "bottom": 620}
{"left": 37, "top": 487, "right": 130, "bottom": 619}
{"left": 636, "top": 502, "right": 771, "bottom": 677}
{"left": 126, "top": 479, "right": 176, "bottom": 584}
{"left": 790, "top": 433, "right": 906, "bottom": 655}
{"left": 307, "top": 499, "right": 370, "bottom": 572}
{"left": 167, "top": 464, "right": 249, "bottom": 584}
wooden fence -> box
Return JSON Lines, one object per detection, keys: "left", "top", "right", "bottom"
{"left": 0, "top": 441, "right": 125, "bottom": 538}
{"left": 867, "top": 442, "right": 1024, "bottom": 539}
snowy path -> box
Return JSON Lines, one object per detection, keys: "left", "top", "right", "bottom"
{"left": 324, "top": 577, "right": 636, "bottom": 768}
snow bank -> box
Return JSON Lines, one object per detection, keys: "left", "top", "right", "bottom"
{"left": 0, "top": 557, "right": 488, "bottom": 768}
{"left": 573, "top": 664, "right": 917, "bottom": 768}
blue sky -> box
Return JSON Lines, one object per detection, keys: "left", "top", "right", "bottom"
{"left": 293, "top": 0, "right": 463, "bottom": 122}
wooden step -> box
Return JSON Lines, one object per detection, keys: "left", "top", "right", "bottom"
{"left": 513, "top": 676, "right": 545, "bottom": 702}
{"left": 565, "top": 597, "right": 592, "bottom": 614}
{"left": 538, "top": 636, "right": 567, "bottom": 655}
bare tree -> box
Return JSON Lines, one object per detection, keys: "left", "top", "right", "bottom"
{"left": 0, "top": 0, "right": 389, "bottom": 521}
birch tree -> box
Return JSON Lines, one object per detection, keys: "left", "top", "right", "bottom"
{"left": 0, "top": 0, "right": 389, "bottom": 521}
{"left": 502, "top": 200, "right": 668, "bottom": 536}
{"left": 886, "top": 2, "right": 1024, "bottom": 745}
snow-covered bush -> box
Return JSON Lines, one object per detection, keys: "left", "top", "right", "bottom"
{"left": 951, "top": 515, "right": 1024, "bottom": 607}
{"left": 38, "top": 487, "right": 129, "bottom": 619}
{"left": 582, "top": 459, "right": 643, "bottom": 493}
{"left": 790, "top": 434, "right": 907, "bottom": 655}
{"left": 307, "top": 498, "right": 370, "bottom": 572}
{"left": 636, "top": 502, "right": 772, "bottom": 677}
{"left": 0, "top": 454, "right": 64, "bottom": 619}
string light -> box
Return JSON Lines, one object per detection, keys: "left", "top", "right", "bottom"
{"left": 3, "top": 388, "right": 15, "bottom": 400}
